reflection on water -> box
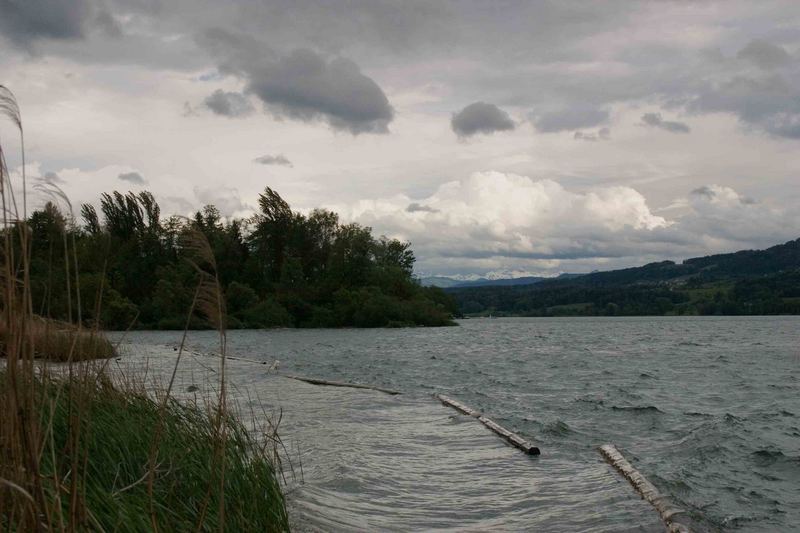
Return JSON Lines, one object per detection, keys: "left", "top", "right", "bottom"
{"left": 121, "top": 316, "right": 800, "bottom": 532}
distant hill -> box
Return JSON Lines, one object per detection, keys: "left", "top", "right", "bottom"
{"left": 420, "top": 273, "right": 580, "bottom": 289}
{"left": 542, "top": 237, "right": 800, "bottom": 288}
{"left": 448, "top": 238, "right": 800, "bottom": 317}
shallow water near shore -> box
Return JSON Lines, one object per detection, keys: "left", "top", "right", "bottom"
{"left": 119, "top": 316, "right": 800, "bottom": 532}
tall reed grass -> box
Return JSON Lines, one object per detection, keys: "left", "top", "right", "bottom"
{"left": 0, "top": 86, "right": 289, "bottom": 531}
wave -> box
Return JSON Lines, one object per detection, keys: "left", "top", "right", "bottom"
{"left": 751, "top": 449, "right": 800, "bottom": 466}
{"left": 684, "top": 411, "right": 714, "bottom": 418}
{"left": 723, "top": 413, "right": 743, "bottom": 424}
{"left": 543, "top": 420, "right": 573, "bottom": 436}
{"left": 610, "top": 404, "right": 664, "bottom": 414}
{"left": 574, "top": 396, "right": 663, "bottom": 414}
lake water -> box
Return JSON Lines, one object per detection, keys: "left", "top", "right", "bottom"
{"left": 123, "top": 316, "right": 800, "bottom": 532}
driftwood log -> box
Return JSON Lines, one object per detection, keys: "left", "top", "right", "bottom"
{"left": 282, "top": 374, "right": 401, "bottom": 395}
{"left": 224, "top": 355, "right": 277, "bottom": 366}
{"left": 183, "top": 349, "right": 279, "bottom": 368}
{"left": 599, "top": 444, "right": 693, "bottom": 533}
{"left": 435, "top": 394, "right": 540, "bottom": 455}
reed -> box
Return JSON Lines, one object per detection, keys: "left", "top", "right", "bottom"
{"left": 0, "top": 369, "right": 289, "bottom": 531}
{"left": 0, "top": 316, "right": 115, "bottom": 361}
{"left": 0, "top": 86, "right": 289, "bottom": 531}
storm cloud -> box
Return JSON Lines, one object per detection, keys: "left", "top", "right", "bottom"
{"left": 451, "top": 102, "right": 515, "bottom": 137}
{"left": 0, "top": 0, "right": 120, "bottom": 48}
{"left": 641, "top": 113, "right": 690, "bottom": 134}
{"left": 0, "top": 0, "right": 92, "bottom": 46}
{"left": 250, "top": 49, "right": 393, "bottom": 134}
{"left": 202, "top": 32, "right": 395, "bottom": 134}
{"left": 690, "top": 75, "right": 800, "bottom": 139}
{"left": 204, "top": 90, "right": 254, "bottom": 118}
{"left": 737, "top": 39, "right": 791, "bottom": 70}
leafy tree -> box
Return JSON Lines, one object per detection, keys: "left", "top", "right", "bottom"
{"left": 21, "top": 187, "right": 457, "bottom": 330}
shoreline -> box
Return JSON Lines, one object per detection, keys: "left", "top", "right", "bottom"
{"left": 106, "top": 341, "right": 662, "bottom": 531}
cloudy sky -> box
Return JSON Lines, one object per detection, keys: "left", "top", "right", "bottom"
{"left": 2, "top": 1, "right": 799, "bottom": 278}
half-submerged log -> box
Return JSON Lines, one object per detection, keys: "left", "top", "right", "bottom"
{"left": 599, "top": 444, "right": 693, "bottom": 533}
{"left": 435, "top": 394, "right": 482, "bottom": 417}
{"left": 183, "top": 349, "right": 279, "bottom": 369}
{"left": 435, "top": 394, "right": 540, "bottom": 455}
{"left": 224, "top": 355, "right": 277, "bottom": 366}
{"left": 282, "top": 374, "right": 401, "bottom": 395}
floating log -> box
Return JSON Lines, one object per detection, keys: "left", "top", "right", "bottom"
{"left": 599, "top": 444, "right": 692, "bottom": 533}
{"left": 477, "top": 416, "right": 540, "bottom": 455}
{"left": 435, "top": 394, "right": 482, "bottom": 417}
{"left": 435, "top": 394, "right": 540, "bottom": 455}
{"left": 282, "top": 374, "right": 401, "bottom": 395}
{"left": 224, "top": 355, "right": 277, "bottom": 366}
{"left": 183, "top": 349, "right": 279, "bottom": 368}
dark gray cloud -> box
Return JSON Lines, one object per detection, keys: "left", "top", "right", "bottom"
{"left": 7, "top": 2, "right": 800, "bottom": 145}
{"left": 202, "top": 31, "right": 395, "bottom": 134}
{"left": 690, "top": 186, "right": 715, "bottom": 200}
{"left": 641, "top": 112, "right": 690, "bottom": 133}
{"left": 531, "top": 106, "right": 608, "bottom": 133}
{"left": 451, "top": 102, "right": 515, "bottom": 137}
{"left": 574, "top": 128, "right": 610, "bottom": 142}
{"left": 0, "top": 0, "right": 91, "bottom": 46}
{"left": 406, "top": 202, "right": 439, "bottom": 213}
{"left": 737, "top": 39, "right": 791, "bottom": 70}
{"left": 203, "top": 89, "right": 254, "bottom": 118}
{"left": 248, "top": 49, "right": 393, "bottom": 134}
{"left": 690, "top": 75, "right": 800, "bottom": 138}
{"left": 0, "top": 0, "right": 119, "bottom": 48}
{"left": 118, "top": 171, "right": 146, "bottom": 184}
{"left": 254, "top": 154, "right": 292, "bottom": 167}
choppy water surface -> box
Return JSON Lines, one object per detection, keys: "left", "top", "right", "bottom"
{"left": 125, "top": 317, "right": 800, "bottom": 532}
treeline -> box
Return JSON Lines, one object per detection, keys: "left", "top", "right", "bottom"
{"left": 452, "top": 273, "right": 800, "bottom": 317}
{"left": 25, "top": 188, "right": 457, "bottom": 329}
{"left": 450, "top": 240, "right": 800, "bottom": 317}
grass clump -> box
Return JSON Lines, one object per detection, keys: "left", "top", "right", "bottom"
{"left": 0, "top": 317, "right": 116, "bottom": 361}
{"left": 0, "top": 370, "right": 289, "bottom": 531}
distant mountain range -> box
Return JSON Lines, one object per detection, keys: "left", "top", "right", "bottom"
{"left": 446, "top": 238, "right": 800, "bottom": 317}
{"left": 420, "top": 273, "right": 580, "bottom": 288}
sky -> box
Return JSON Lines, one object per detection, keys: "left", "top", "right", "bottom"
{"left": 1, "top": 0, "right": 799, "bottom": 279}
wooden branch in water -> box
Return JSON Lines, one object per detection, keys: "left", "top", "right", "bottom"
{"left": 598, "top": 444, "right": 692, "bottom": 533}
{"left": 223, "top": 355, "right": 276, "bottom": 366}
{"left": 182, "top": 349, "right": 278, "bottom": 368}
{"left": 281, "top": 374, "right": 401, "bottom": 395}
{"left": 435, "top": 394, "right": 482, "bottom": 417}
{"left": 435, "top": 394, "right": 541, "bottom": 455}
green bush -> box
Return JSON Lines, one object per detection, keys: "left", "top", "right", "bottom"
{"left": 237, "top": 299, "right": 293, "bottom": 328}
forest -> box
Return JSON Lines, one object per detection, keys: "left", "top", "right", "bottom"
{"left": 24, "top": 187, "right": 457, "bottom": 330}
{"left": 449, "top": 238, "right": 800, "bottom": 317}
